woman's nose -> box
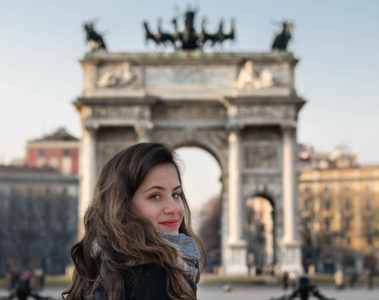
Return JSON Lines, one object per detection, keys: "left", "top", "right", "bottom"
{"left": 163, "top": 196, "right": 181, "bottom": 214}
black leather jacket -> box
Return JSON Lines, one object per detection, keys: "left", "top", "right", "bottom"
{"left": 93, "top": 264, "right": 197, "bottom": 300}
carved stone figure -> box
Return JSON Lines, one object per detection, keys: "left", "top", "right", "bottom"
{"left": 97, "top": 63, "right": 137, "bottom": 88}
{"left": 84, "top": 22, "right": 107, "bottom": 51}
{"left": 272, "top": 21, "right": 293, "bottom": 51}
{"left": 236, "top": 61, "right": 274, "bottom": 89}
{"left": 143, "top": 8, "right": 234, "bottom": 50}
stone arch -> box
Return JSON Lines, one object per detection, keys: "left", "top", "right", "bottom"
{"left": 245, "top": 184, "right": 277, "bottom": 209}
{"left": 75, "top": 51, "right": 305, "bottom": 274}
{"left": 150, "top": 129, "right": 228, "bottom": 177}
{"left": 173, "top": 140, "right": 226, "bottom": 176}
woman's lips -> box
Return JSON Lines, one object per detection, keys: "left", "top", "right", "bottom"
{"left": 160, "top": 220, "right": 179, "bottom": 226}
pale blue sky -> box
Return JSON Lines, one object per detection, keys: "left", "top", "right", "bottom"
{"left": 1, "top": 0, "right": 378, "bottom": 168}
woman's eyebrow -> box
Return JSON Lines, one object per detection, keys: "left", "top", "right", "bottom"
{"left": 172, "top": 185, "right": 182, "bottom": 191}
{"left": 143, "top": 185, "right": 181, "bottom": 193}
{"left": 143, "top": 186, "right": 164, "bottom": 193}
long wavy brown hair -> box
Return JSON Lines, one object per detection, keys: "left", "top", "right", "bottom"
{"left": 63, "top": 143, "right": 205, "bottom": 300}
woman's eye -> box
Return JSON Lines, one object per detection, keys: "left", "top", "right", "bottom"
{"left": 172, "top": 192, "right": 181, "bottom": 200}
{"left": 150, "top": 194, "right": 161, "bottom": 200}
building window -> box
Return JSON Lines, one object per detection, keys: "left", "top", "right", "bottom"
{"left": 324, "top": 185, "right": 329, "bottom": 193}
{"left": 345, "top": 217, "right": 351, "bottom": 230}
{"left": 365, "top": 218, "right": 372, "bottom": 231}
{"left": 346, "top": 236, "right": 351, "bottom": 246}
{"left": 325, "top": 217, "right": 330, "bottom": 231}
{"left": 304, "top": 198, "right": 311, "bottom": 211}
{"left": 10, "top": 186, "right": 16, "bottom": 196}
{"left": 63, "top": 149, "right": 70, "bottom": 157}
{"left": 325, "top": 199, "right": 331, "bottom": 211}
{"left": 345, "top": 198, "right": 351, "bottom": 210}
{"left": 38, "top": 150, "right": 45, "bottom": 157}
{"left": 366, "top": 198, "right": 371, "bottom": 210}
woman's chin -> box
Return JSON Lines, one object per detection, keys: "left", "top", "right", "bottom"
{"left": 159, "top": 227, "right": 179, "bottom": 235}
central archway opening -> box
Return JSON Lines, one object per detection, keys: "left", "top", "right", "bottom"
{"left": 175, "top": 146, "right": 223, "bottom": 273}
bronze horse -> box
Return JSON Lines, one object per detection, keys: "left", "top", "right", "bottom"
{"left": 143, "top": 9, "right": 234, "bottom": 50}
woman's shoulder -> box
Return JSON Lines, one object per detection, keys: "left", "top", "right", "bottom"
{"left": 127, "top": 264, "right": 196, "bottom": 289}
{"left": 125, "top": 264, "right": 171, "bottom": 300}
{"left": 93, "top": 264, "right": 196, "bottom": 300}
{"left": 127, "top": 264, "right": 197, "bottom": 299}
{"left": 93, "top": 264, "right": 171, "bottom": 300}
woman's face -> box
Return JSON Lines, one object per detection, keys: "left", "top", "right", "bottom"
{"left": 132, "top": 163, "right": 185, "bottom": 235}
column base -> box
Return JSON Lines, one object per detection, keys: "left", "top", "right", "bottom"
{"left": 279, "top": 240, "right": 303, "bottom": 273}
{"left": 224, "top": 240, "right": 248, "bottom": 275}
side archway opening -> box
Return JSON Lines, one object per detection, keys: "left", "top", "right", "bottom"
{"left": 245, "top": 195, "right": 275, "bottom": 275}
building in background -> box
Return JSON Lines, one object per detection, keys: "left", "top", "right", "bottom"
{"left": 26, "top": 128, "right": 79, "bottom": 175}
{"left": 298, "top": 145, "right": 379, "bottom": 274}
{"left": 298, "top": 144, "right": 357, "bottom": 172}
{"left": 0, "top": 165, "right": 78, "bottom": 275}
{"left": 0, "top": 129, "right": 80, "bottom": 275}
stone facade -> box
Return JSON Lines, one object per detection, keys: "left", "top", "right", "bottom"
{"left": 299, "top": 166, "right": 379, "bottom": 274}
{"left": 75, "top": 51, "right": 305, "bottom": 274}
{"left": 0, "top": 166, "right": 78, "bottom": 275}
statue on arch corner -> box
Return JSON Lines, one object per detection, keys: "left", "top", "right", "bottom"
{"left": 84, "top": 21, "right": 107, "bottom": 52}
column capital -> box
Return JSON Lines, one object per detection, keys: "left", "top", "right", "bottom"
{"left": 133, "top": 121, "right": 154, "bottom": 142}
{"left": 227, "top": 122, "right": 245, "bottom": 133}
{"left": 280, "top": 121, "right": 297, "bottom": 133}
{"left": 84, "top": 121, "right": 100, "bottom": 132}
{"left": 220, "top": 97, "right": 246, "bottom": 131}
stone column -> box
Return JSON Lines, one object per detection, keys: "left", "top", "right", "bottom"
{"left": 280, "top": 124, "right": 302, "bottom": 273}
{"left": 225, "top": 127, "right": 248, "bottom": 275}
{"left": 79, "top": 125, "right": 97, "bottom": 238}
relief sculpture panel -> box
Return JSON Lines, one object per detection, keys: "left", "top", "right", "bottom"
{"left": 244, "top": 144, "right": 279, "bottom": 169}
{"left": 145, "top": 65, "right": 235, "bottom": 87}
{"left": 152, "top": 104, "right": 226, "bottom": 121}
{"left": 93, "top": 105, "right": 151, "bottom": 120}
{"left": 238, "top": 104, "right": 295, "bottom": 120}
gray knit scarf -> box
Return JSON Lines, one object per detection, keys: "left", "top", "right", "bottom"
{"left": 158, "top": 230, "right": 200, "bottom": 282}
{"left": 91, "top": 231, "right": 200, "bottom": 281}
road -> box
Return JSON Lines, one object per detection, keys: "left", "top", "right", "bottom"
{"left": 1, "top": 285, "right": 378, "bottom": 299}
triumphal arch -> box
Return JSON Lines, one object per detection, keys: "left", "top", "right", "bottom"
{"left": 75, "top": 49, "right": 305, "bottom": 274}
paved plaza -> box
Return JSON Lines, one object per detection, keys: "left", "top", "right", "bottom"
{"left": 1, "top": 285, "right": 378, "bottom": 300}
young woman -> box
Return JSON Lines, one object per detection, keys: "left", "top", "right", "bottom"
{"left": 63, "top": 143, "right": 205, "bottom": 300}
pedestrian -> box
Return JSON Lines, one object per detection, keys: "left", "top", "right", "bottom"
{"left": 348, "top": 271, "right": 358, "bottom": 288}
{"left": 7, "top": 269, "right": 48, "bottom": 300}
{"left": 334, "top": 270, "right": 344, "bottom": 290}
{"left": 365, "top": 268, "right": 373, "bottom": 290}
{"left": 63, "top": 143, "right": 205, "bottom": 300}
{"left": 289, "top": 271, "right": 298, "bottom": 289}
{"left": 282, "top": 271, "right": 289, "bottom": 290}
{"left": 270, "top": 275, "right": 335, "bottom": 300}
